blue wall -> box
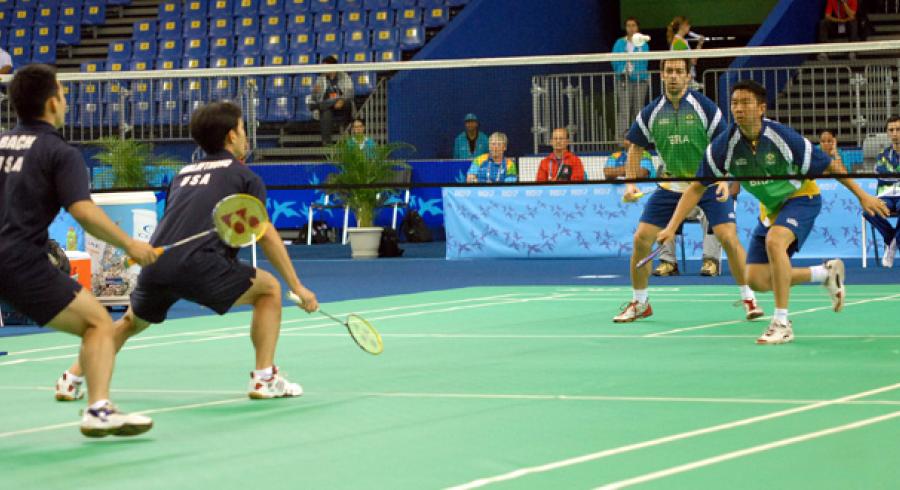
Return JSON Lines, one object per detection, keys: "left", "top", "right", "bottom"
{"left": 388, "top": 0, "right": 615, "bottom": 159}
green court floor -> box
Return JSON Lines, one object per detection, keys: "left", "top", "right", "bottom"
{"left": 2, "top": 285, "right": 900, "bottom": 489}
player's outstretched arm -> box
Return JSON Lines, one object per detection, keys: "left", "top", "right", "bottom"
{"left": 657, "top": 181, "right": 708, "bottom": 244}
{"left": 826, "top": 159, "right": 890, "bottom": 218}
{"left": 68, "top": 200, "right": 157, "bottom": 267}
{"left": 258, "top": 225, "right": 318, "bottom": 312}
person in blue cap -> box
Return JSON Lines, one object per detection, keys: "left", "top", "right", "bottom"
{"left": 453, "top": 113, "right": 489, "bottom": 160}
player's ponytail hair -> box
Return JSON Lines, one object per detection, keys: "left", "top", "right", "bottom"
{"left": 667, "top": 16, "right": 688, "bottom": 46}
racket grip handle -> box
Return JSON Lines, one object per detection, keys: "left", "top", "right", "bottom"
{"left": 124, "top": 247, "right": 165, "bottom": 267}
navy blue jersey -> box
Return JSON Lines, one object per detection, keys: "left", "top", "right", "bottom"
{"left": 0, "top": 121, "right": 91, "bottom": 262}
{"left": 153, "top": 150, "right": 266, "bottom": 259}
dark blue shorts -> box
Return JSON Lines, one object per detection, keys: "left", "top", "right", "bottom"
{"left": 746, "top": 195, "right": 822, "bottom": 264}
{"left": 130, "top": 249, "right": 256, "bottom": 324}
{"left": 0, "top": 253, "right": 81, "bottom": 326}
{"left": 640, "top": 186, "right": 736, "bottom": 229}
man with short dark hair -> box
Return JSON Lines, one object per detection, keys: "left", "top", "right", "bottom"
{"left": 56, "top": 101, "right": 320, "bottom": 402}
{"left": 0, "top": 64, "right": 158, "bottom": 437}
{"left": 658, "top": 80, "right": 888, "bottom": 344}
{"left": 311, "top": 55, "right": 354, "bottom": 145}
{"left": 865, "top": 115, "right": 900, "bottom": 267}
{"left": 453, "top": 113, "right": 488, "bottom": 160}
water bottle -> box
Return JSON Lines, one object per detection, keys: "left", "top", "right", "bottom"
{"left": 66, "top": 226, "right": 77, "bottom": 251}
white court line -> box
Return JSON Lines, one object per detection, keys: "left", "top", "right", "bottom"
{"left": 595, "top": 410, "right": 900, "bottom": 489}
{"left": 0, "top": 396, "right": 247, "bottom": 439}
{"left": 1, "top": 292, "right": 532, "bottom": 358}
{"left": 280, "top": 332, "right": 900, "bottom": 340}
{"left": 0, "top": 294, "right": 564, "bottom": 367}
{"left": 645, "top": 293, "right": 900, "bottom": 337}
{"left": 446, "top": 380, "right": 900, "bottom": 490}
{"left": 4, "top": 385, "right": 900, "bottom": 407}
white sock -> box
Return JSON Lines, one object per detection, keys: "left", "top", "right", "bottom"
{"left": 67, "top": 370, "right": 84, "bottom": 383}
{"left": 254, "top": 366, "right": 274, "bottom": 380}
{"left": 809, "top": 265, "right": 828, "bottom": 283}
{"left": 774, "top": 309, "right": 789, "bottom": 323}
{"left": 740, "top": 285, "right": 756, "bottom": 301}
{"left": 633, "top": 289, "right": 648, "bottom": 304}
{"left": 89, "top": 399, "right": 110, "bottom": 411}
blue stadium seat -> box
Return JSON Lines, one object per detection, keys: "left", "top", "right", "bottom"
{"left": 259, "top": 0, "right": 281, "bottom": 15}
{"left": 131, "top": 99, "right": 152, "bottom": 126}
{"left": 247, "top": 95, "right": 266, "bottom": 123}
{"left": 208, "top": 16, "right": 233, "bottom": 38}
{"left": 352, "top": 71, "right": 375, "bottom": 96}
{"left": 57, "top": 23, "right": 80, "bottom": 45}
{"left": 207, "top": 0, "right": 231, "bottom": 18}
{"left": 0, "top": 10, "right": 11, "bottom": 28}
{"left": 155, "top": 57, "right": 179, "bottom": 70}
{"left": 10, "top": 8, "right": 33, "bottom": 28}
{"left": 345, "top": 49, "right": 370, "bottom": 63}
{"left": 236, "top": 34, "right": 261, "bottom": 55}
{"left": 309, "top": 0, "right": 334, "bottom": 12}
{"left": 314, "top": 11, "right": 337, "bottom": 31}
{"left": 107, "top": 40, "right": 132, "bottom": 62}
{"left": 368, "top": 8, "right": 392, "bottom": 28}
{"left": 81, "top": 0, "right": 104, "bottom": 25}
{"left": 210, "top": 77, "right": 236, "bottom": 100}
{"left": 398, "top": 24, "right": 423, "bottom": 50}
{"left": 78, "top": 79, "right": 101, "bottom": 105}
{"left": 390, "top": 0, "right": 416, "bottom": 7}
{"left": 232, "top": 0, "right": 258, "bottom": 17}
{"left": 158, "top": 38, "right": 182, "bottom": 59}
{"left": 395, "top": 7, "right": 420, "bottom": 26}
{"left": 235, "top": 15, "right": 259, "bottom": 36}
{"left": 420, "top": 0, "right": 446, "bottom": 6}
{"left": 374, "top": 48, "right": 399, "bottom": 62}
{"left": 158, "top": 99, "right": 182, "bottom": 126}
{"left": 364, "top": 0, "right": 389, "bottom": 10}
{"left": 7, "top": 26, "right": 29, "bottom": 45}
{"left": 130, "top": 60, "right": 152, "bottom": 71}
{"left": 132, "top": 39, "right": 157, "bottom": 61}
{"left": 289, "top": 31, "right": 314, "bottom": 53}
{"left": 285, "top": 0, "right": 308, "bottom": 14}
{"left": 132, "top": 20, "right": 155, "bottom": 41}
{"left": 56, "top": 3, "right": 79, "bottom": 25}
{"left": 446, "top": 0, "right": 467, "bottom": 6}
{"left": 338, "top": 0, "right": 363, "bottom": 10}
{"left": 341, "top": 9, "right": 364, "bottom": 30}
{"left": 18, "top": 0, "right": 40, "bottom": 8}
{"left": 372, "top": 27, "right": 397, "bottom": 50}
{"left": 264, "top": 96, "right": 294, "bottom": 122}
{"left": 78, "top": 100, "right": 102, "bottom": 128}
{"left": 262, "top": 32, "right": 287, "bottom": 56}
{"left": 209, "top": 55, "right": 231, "bottom": 68}
{"left": 158, "top": 18, "right": 181, "bottom": 40}
{"left": 184, "top": 37, "right": 208, "bottom": 59}
{"left": 32, "top": 24, "right": 54, "bottom": 43}
{"left": 0, "top": 0, "right": 14, "bottom": 11}
{"left": 316, "top": 30, "right": 342, "bottom": 55}
{"left": 31, "top": 42, "right": 55, "bottom": 63}
{"left": 34, "top": 6, "right": 56, "bottom": 25}
{"left": 64, "top": 102, "right": 78, "bottom": 127}
{"left": 264, "top": 53, "right": 288, "bottom": 66}
{"left": 182, "top": 17, "right": 206, "bottom": 38}
{"left": 289, "top": 52, "right": 313, "bottom": 64}
{"left": 287, "top": 12, "right": 311, "bottom": 32}
{"left": 181, "top": 55, "right": 207, "bottom": 69}
{"left": 295, "top": 74, "right": 315, "bottom": 96}
{"left": 157, "top": 0, "right": 180, "bottom": 21}
{"left": 209, "top": 36, "right": 234, "bottom": 57}
{"left": 183, "top": 78, "right": 207, "bottom": 104}
{"left": 294, "top": 79, "right": 314, "bottom": 122}
{"left": 105, "top": 102, "right": 127, "bottom": 127}
{"left": 236, "top": 54, "right": 260, "bottom": 67}
{"left": 105, "top": 60, "right": 127, "bottom": 72}
{"left": 261, "top": 14, "right": 284, "bottom": 34}
{"left": 155, "top": 78, "right": 180, "bottom": 102}
{"left": 423, "top": 6, "right": 448, "bottom": 27}
{"left": 107, "top": 0, "right": 132, "bottom": 7}
{"left": 183, "top": 0, "right": 207, "bottom": 21}
{"left": 344, "top": 28, "right": 368, "bottom": 49}
{"left": 265, "top": 74, "right": 291, "bottom": 97}
{"left": 80, "top": 60, "right": 103, "bottom": 73}
{"left": 130, "top": 79, "right": 152, "bottom": 101}
{"left": 104, "top": 75, "right": 128, "bottom": 103}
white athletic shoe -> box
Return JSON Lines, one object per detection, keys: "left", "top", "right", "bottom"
{"left": 80, "top": 402, "right": 153, "bottom": 438}
{"left": 741, "top": 299, "right": 765, "bottom": 320}
{"left": 882, "top": 239, "right": 896, "bottom": 268}
{"left": 613, "top": 301, "right": 653, "bottom": 323}
{"left": 756, "top": 319, "right": 794, "bottom": 345}
{"left": 55, "top": 371, "right": 84, "bottom": 401}
{"left": 824, "top": 259, "right": 846, "bottom": 312}
{"left": 248, "top": 366, "right": 303, "bottom": 399}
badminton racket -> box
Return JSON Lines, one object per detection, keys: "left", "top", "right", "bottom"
{"left": 287, "top": 292, "right": 383, "bottom": 355}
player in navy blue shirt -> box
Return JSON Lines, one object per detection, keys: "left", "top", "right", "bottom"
{"left": 0, "top": 64, "right": 157, "bottom": 437}
{"left": 57, "top": 101, "right": 319, "bottom": 400}
{"left": 865, "top": 116, "right": 900, "bottom": 267}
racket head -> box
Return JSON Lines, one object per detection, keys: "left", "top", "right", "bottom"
{"left": 636, "top": 245, "right": 663, "bottom": 268}
{"left": 212, "top": 194, "right": 270, "bottom": 248}
{"left": 345, "top": 314, "right": 384, "bottom": 355}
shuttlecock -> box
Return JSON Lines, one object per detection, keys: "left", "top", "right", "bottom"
{"left": 632, "top": 33, "right": 651, "bottom": 47}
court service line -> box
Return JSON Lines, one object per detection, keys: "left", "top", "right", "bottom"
{"left": 0, "top": 292, "right": 532, "bottom": 358}
{"left": 279, "top": 332, "right": 900, "bottom": 340}
{"left": 0, "top": 396, "right": 247, "bottom": 440}
{"left": 0, "top": 294, "right": 564, "bottom": 367}
{"left": 645, "top": 293, "right": 900, "bottom": 337}
{"left": 446, "top": 380, "right": 900, "bottom": 489}
{"left": 595, "top": 410, "right": 900, "bottom": 489}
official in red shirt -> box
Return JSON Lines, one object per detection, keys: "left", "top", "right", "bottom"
{"left": 536, "top": 128, "right": 586, "bottom": 182}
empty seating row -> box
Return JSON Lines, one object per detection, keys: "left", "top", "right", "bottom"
{"left": 159, "top": 0, "right": 465, "bottom": 20}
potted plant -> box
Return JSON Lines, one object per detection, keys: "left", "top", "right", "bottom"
{"left": 326, "top": 137, "right": 412, "bottom": 259}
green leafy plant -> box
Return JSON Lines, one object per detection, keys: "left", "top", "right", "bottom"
{"left": 326, "top": 137, "right": 413, "bottom": 228}
{"left": 92, "top": 137, "right": 184, "bottom": 189}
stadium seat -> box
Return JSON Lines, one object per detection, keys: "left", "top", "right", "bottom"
{"left": 317, "top": 30, "right": 342, "bottom": 58}
{"left": 131, "top": 100, "right": 152, "bottom": 126}
{"left": 130, "top": 60, "right": 151, "bottom": 71}
{"left": 236, "top": 34, "right": 261, "bottom": 55}
{"left": 80, "top": 60, "right": 103, "bottom": 73}
{"left": 132, "top": 40, "right": 157, "bottom": 61}
{"left": 208, "top": 16, "right": 234, "bottom": 38}
{"left": 287, "top": 12, "right": 311, "bottom": 32}
{"left": 264, "top": 53, "right": 288, "bottom": 66}
{"left": 390, "top": 0, "right": 416, "bottom": 7}
{"left": 398, "top": 24, "right": 423, "bottom": 50}
{"left": 130, "top": 79, "right": 152, "bottom": 101}
{"left": 105, "top": 102, "right": 127, "bottom": 127}
{"left": 262, "top": 32, "right": 287, "bottom": 56}
{"left": 364, "top": 0, "right": 389, "bottom": 10}
{"left": 345, "top": 49, "right": 370, "bottom": 63}
{"left": 236, "top": 54, "right": 260, "bottom": 67}
{"left": 344, "top": 29, "right": 368, "bottom": 49}
{"left": 264, "top": 96, "right": 294, "bottom": 122}
{"left": 31, "top": 42, "right": 55, "bottom": 63}
{"left": 446, "top": 0, "right": 467, "bottom": 6}
{"left": 289, "top": 31, "right": 314, "bottom": 53}
{"left": 107, "top": 40, "right": 132, "bottom": 62}
{"left": 183, "top": 79, "right": 207, "bottom": 122}
{"left": 352, "top": 71, "right": 375, "bottom": 96}
{"left": 155, "top": 57, "right": 179, "bottom": 70}
{"left": 81, "top": 0, "right": 105, "bottom": 25}
{"left": 32, "top": 24, "right": 54, "bottom": 44}
{"left": 107, "top": 0, "right": 132, "bottom": 7}
{"left": 132, "top": 20, "right": 155, "bottom": 41}
{"left": 183, "top": 0, "right": 207, "bottom": 21}
{"left": 310, "top": 0, "right": 334, "bottom": 12}
{"left": 181, "top": 55, "right": 207, "bottom": 69}
{"left": 158, "top": 38, "right": 182, "bottom": 59}
{"left": 235, "top": 16, "right": 259, "bottom": 36}
{"left": 341, "top": 9, "right": 365, "bottom": 30}
{"left": 0, "top": 10, "right": 11, "bottom": 29}
{"left": 7, "top": 26, "right": 29, "bottom": 46}
{"left": 246, "top": 95, "right": 266, "bottom": 123}
{"left": 259, "top": 0, "right": 281, "bottom": 15}
{"left": 156, "top": 19, "right": 180, "bottom": 40}
{"left": 289, "top": 52, "right": 313, "bottom": 65}
{"left": 207, "top": 0, "right": 231, "bottom": 18}
{"left": 157, "top": 99, "right": 182, "bottom": 126}
{"left": 0, "top": 0, "right": 14, "bottom": 11}
{"left": 420, "top": 0, "right": 446, "bottom": 7}
{"left": 295, "top": 76, "right": 315, "bottom": 121}
{"left": 338, "top": 0, "right": 363, "bottom": 10}
{"left": 372, "top": 27, "right": 397, "bottom": 50}
{"left": 265, "top": 74, "right": 291, "bottom": 97}
{"left": 209, "top": 55, "right": 231, "bottom": 68}
{"left": 155, "top": 78, "right": 180, "bottom": 103}
{"left": 157, "top": 0, "right": 180, "bottom": 21}
{"left": 285, "top": 0, "right": 309, "bottom": 14}
{"left": 423, "top": 6, "right": 448, "bottom": 27}
{"left": 314, "top": 11, "right": 337, "bottom": 31}
{"left": 184, "top": 37, "right": 209, "bottom": 59}
{"left": 209, "top": 36, "right": 234, "bottom": 58}
{"left": 78, "top": 100, "right": 102, "bottom": 128}
{"left": 182, "top": 18, "right": 206, "bottom": 38}
{"left": 368, "top": 8, "right": 393, "bottom": 28}
{"left": 232, "top": 0, "right": 258, "bottom": 17}
{"left": 56, "top": 4, "right": 79, "bottom": 25}
{"left": 57, "top": 23, "right": 80, "bottom": 45}
{"left": 210, "top": 77, "right": 236, "bottom": 100}
{"left": 10, "top": 8, "right": 32, "bottom": 28}
{"left": 105, "top": 60, "right": 126, "bottom": 72}
{"left": 34, "top": 6, "right": 56, "bottom": 26}
{"left": 374, "top": 48, "right": 399, "bottom": 62}
{"left": 261, "top": 14, "right": 285, "bottom": 34}
{"left": 64, "top": 101, "right": 78, "bottom": 126}
{"left": 395, "top": 7, "right": 420, "bottom": 26}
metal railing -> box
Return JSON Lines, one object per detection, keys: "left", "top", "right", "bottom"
{"left": 352, "top": 77, "right": 388, "bottom": 145}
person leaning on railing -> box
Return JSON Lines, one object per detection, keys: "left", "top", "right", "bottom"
{"left": 466, "top": 132, "right": 518, "bottom": 183}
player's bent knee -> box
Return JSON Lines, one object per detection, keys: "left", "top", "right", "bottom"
{"left": 746, "top": 266, "right": 771, "bottom": 292}
{"left": 252, "top": 269, "right": 281, "bottom": 298}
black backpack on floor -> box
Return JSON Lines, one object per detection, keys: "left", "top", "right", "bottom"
{"left": 378, "top": 228, "right": 404, "bottom": 257}
{"left": 401, "top": 210, "right": 433, "bottom": 243}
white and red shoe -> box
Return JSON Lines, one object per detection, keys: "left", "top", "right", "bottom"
{"left": 55, "top": 371, "right": 84, "bottom": 401}
{"left": 824, "top": 259, "right": 845, "bottom": 312}
{"left": 756, "top": 319, "right": 794, "bottom": 345}
{"left": 613, "top": 301, "right": 653, "bottom": 323}
{"left": 248, "top": 366, "right": 303, "bottom": 399}
{"left": 742, "top": 299, "right": 765, "bottom": 320}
